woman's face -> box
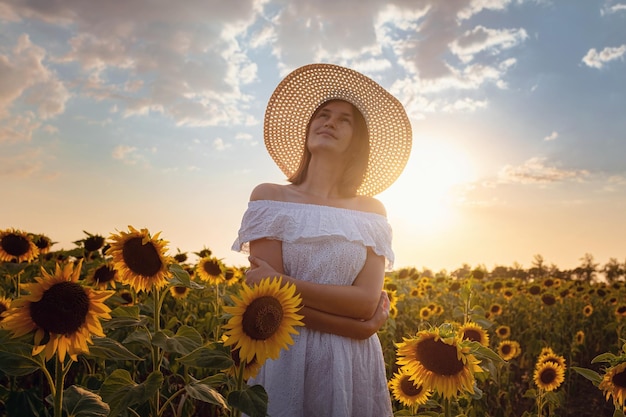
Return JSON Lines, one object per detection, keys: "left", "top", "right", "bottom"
{"left": 307, "top": 100, "right": 355, "bottom": 156}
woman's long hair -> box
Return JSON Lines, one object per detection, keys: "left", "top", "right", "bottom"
{"left": 288, "top": 99, "right": 370, "bottom": 197}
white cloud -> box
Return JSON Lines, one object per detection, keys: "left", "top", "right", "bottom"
{"left": 0, "top": 0, "right": 528, "bottom": 136}
{"left": 582, "top": 45, "right": 626, "bottom": 69}
{"left": 213, "top": 137, "right": 231, "bottom": 151}
{"left": 544, "top": 131, "right": 558, "bottom": 141}
{"left": 601, "top": 3, "right": 626, "bottom": 15}
{"left": 450, "top": 26, "right": 528, "bottom": 63}
{"left": 498, "top": 157, "right": 589, "bottom": 184}
{"left": 112, "top": 145, "right": 140, "bottom": 164}
{"left": 0, "top": 147, "right": 44, "bottom": 178}
{"left": 0, "top": 35, "right": 69, "bottom": 123}
{"left": 0, "top": 111, "right": 41, "bottom": 143}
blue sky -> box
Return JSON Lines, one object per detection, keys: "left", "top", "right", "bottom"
{"left": 1, "top": 0, "right": 625, "bottom": 273}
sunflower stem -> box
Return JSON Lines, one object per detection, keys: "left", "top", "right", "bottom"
{"left": 444, "top": 397, "right": 451, "bottom": 417}
{"left": 232, "top": 360, "right": 246, "bottom": 417}
{"left": 53, "top": 355, "right": 65, "bottom": 417}
{"left": 536, "top": 388, "right": 544, "bottom": 417}
{"left": 153, "top": 287, "right": 162, "bottom": 415}
{"left": 215, "top": 283, "right": 222, "bottom": 341}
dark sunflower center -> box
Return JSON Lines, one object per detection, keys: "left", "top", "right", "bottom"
{"left": 173, "top": 286, "right": 187, "bottom": 295}
{"left": 29, "top": 282, "right": 90, "bottom": 335}
{"left": 94, "top": 265, "right": 116, "bottom": 283}
{"left": 1, "top": 233, "right": 30, "bottom": 257}
{"left": 242, "top": 296, "right": 284, "bottom": 340}
{"left": 202, "top": 260, "right": 221, "bottom": 276}
{"left": 35, "top": 237, "right": 51, "bottom": 250}
{"left": 120, "top": 292, "right": 133, "bottom": 304}
{"left": 400, "top": 376, "right": 423, "bottom": 397}
{"left": 416, "top": 337, "right": 464, "bottom": 376}
{"left": 464, "top": 329, "right": 482, "bottom": 343}
{"left": 122, "top": 237, "right": 162, "bottom": 276}
{"left": 541, "top": 295, "right": 556, "bottom": 306}
{"left": 617, "top": 306, "right": 626, "bottom": 315}
{"left": 613, "top": 368, "right": 626, "bottom": 388}
{"left": 501, "top": 344, "right": 512, "bottom": 355}
{"left": 539, "top": 367, "right": 556, "bottom": 384}
{"left": 84, "top": 235, "right": 105, "bottom": 252}
{"left": 0, "top": 303, "right": 7, "bottom": 319}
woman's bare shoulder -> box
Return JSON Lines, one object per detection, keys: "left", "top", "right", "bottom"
{"left": 354, "top": 195, "right": 387, "bottom": 217}
{"left": 249, "top": 183, "right": 287, "bottom": 201}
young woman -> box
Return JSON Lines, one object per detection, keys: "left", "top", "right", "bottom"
{"left": 232, "top": 63, "right": 412, "bottom": 417}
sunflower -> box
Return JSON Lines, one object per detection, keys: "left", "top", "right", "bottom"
{"left": 387, "top": 289, "right": 400, "bottom": 311}
{"left": 540, "top": 293, "right": 557, "bottom": 306}
{"left": 31, "top": 234, "right": 53, "bottom": 254}
{"left": 489, "top": 303, "right": 503, "bottom": 316}
{"left": 615, "top": 305, "right": 626, "bottom": 318}
{"left": 497, "top": 340, "right": 521, "bottom": 361}
{"left": 169, "top": 286, "right": 190, "bottom": 299}
{"left": 107, "top": 226, "right": 172, "bottom": 293}
{"left": 599, "top": 362, "right": 626, "bottom": 408}
{"left": 502, "top": 289, "right": 514, "bottom": 300}
{"left": 223, "top": 267, "right": 242, "bottom": 287}
{"left": 574, "top": 330, "right": 585, "bottom": 345}
{"left": 196, "top": 256, "right": 226, "bottom": 285}
{"left": 222, "top": 277, "right": 304, "bottom": 365}
{"left": 1, "top": 260, "right": 114, "bottom": 362}
{"left": 533, "top": 360, "right": 565, "bottom": 392}
{"left": 537, "top": 348, "right": 566, "bottom": 370}
{"left": 81, "top": 232, "right": 106, "bottom": 253}
{"left": 0, "top": 228, "right": 39, "bottom": 263}
{"left": 419, "top": 306, "right": 431, "bottom": 320}
{"left": 495, "top": 325, "right": 511, "bottom": 339}
{"left": 458, "top": 321, "right": 490, "bottom": 347}
{"left": 389, "top": 305, "right": 398, "bottom": 319}
{"left": 118, "top": 290, "right": 134, "bottom": 306}
{"left": 0, "top": 296, "right": 11, "bottom": 321}
{"left": 395, "top": 327, "right": 482, "bottom": 399}
{"left": 389, "top": 366, "right": 432, "bottom": 407}
{"left": 226, "top": 345, "right": 263, "bottom": 380}
{"left": 87, "top": 263, "right": 118, "bottom": 290}
{"left": 582, "top": 304, "right": 593, "bottom": 317}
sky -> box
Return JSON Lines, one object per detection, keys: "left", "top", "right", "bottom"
{"left": 1, "top": 0, "right": 625, "bottom": 273}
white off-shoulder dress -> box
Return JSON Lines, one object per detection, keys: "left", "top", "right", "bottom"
{"left": 232, "top": 200, "right": 394, "bottom": 417}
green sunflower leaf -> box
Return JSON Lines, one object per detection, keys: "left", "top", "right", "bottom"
{"left": 169, "top": 263, "right": 204, "bottom": 289}
{"left": 58, "top": 385, "right": 110, "bottom": 417}
{"left": 591, "top": 352, "right": 618, "bottom": 364}
{"left": 184, "top": 376, "right": 228, "bottom": 409}
{"left": 99, "top": 369, "right": 163, "bottom": 417}
{"left": 152, "top": 325, "right": 203, "bottom": 355}
{"left": 470, "top": 342, "right": 505, "bottom": 364}
{"left": 177, "top": 345, "right": 234, "bottom": 369}
{"left": 0, "top": 339, "right": 42, "bottom": 377}
{"left": 227, "top": 384, "right": 268, "bottom": 417}
{"left": 571, "top": 366, "right": 602, "bottom": 386}
{"left": 86, "top": 337, "right": 143, "bottom": 361}
{"left": 123, "top": 327, "right": 153, "bottom": 349}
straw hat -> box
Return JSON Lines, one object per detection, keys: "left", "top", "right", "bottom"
{"left": 264, "top": 63, "right": 412, "bottom": 196}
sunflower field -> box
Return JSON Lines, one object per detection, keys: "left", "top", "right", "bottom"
{"left": 1, "top": 226, "right": 625, "bottom": 417}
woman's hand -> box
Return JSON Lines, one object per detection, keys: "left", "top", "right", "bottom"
{"left": 246, "top": 255, "right": 282, "bottom": 286}
{"left": 362, "top": 291, "right": 390, "bottom": 327}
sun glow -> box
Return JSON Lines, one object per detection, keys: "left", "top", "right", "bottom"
{"left": 380, "top": 138, "right": 475, "bottom": 233}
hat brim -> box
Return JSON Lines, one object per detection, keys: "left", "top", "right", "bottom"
{"left": 264, "top": 63, "right": 412, "bottom": 196}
